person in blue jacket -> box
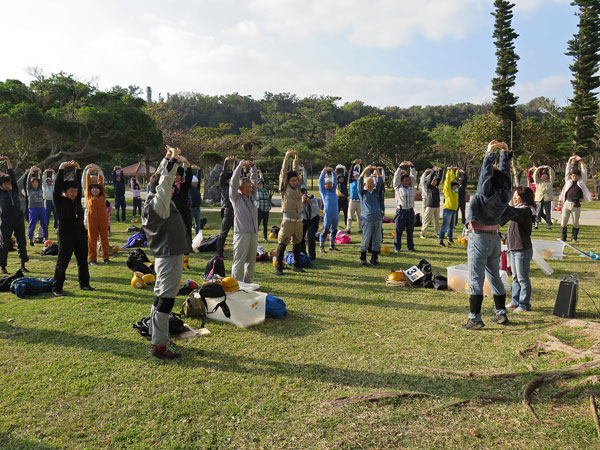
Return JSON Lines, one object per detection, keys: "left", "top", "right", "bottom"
{"left": 319, "top": 167, "right": 339, "bottom": 253}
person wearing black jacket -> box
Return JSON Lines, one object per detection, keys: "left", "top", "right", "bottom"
{"left": 172, "top": 158, "right": 193, "bottom": 270}
{"left": 189, "top": 165, "right": 202, "bottom": 236}
{"left": 456, "top": 169, "right": 468, "bottom": 226}
{"left": 300, "top": 188, "right": 320, "bottom": 260}
{"left": 52, "top": 160, "right": 94, "bottom": 296}
{"left": 336, "top": 166, "right": 349, "bottom": 225}
{"left": 420, "top": 167, "right": 442, "bottom": 238}
{"left": 216, "top": 156, "right": 235, "bottom": 257}
{"left": 503, "top": 186, "right": 536, "bottom": 312}
{"left": 0, "top": 156, "right": 29, "bottom": 274}
{"left": 112, "top": 166, "right": 126, "bottom": 222}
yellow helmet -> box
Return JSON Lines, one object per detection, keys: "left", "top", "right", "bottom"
{"left": 268, "top": 232, "right": 275, "bottom": 239}
{"left": 131, "top": 273, "right": 146, "bottom": 289}
{"left": 221, "top": 277, "right": 239, "bottom": 293}
{"left": 142, "top": 273, "right": 156, "bottom": 285}
{"left": 387, "top": 271, "right": 405, "bottom": 282}
{"left": 380, "top": 245, "right": 391, "bottom": 255}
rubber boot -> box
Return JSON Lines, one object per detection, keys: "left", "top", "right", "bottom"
{"left": 571, "top": 227, "right": 579, "bottom": 243}
{"left": 360, "top": 251, "right": 367, "bottom": 267}
{"left": 292, "top": 243, "right": 305, "bottom": 273}
{"left": 491, "top": 294, "right": 509, "bottom": 325}
{"left": 370, "top": 251, "right": 380, "bottom": 267}
{"left": 469, "top": 294, "right": 484, "bottom": 318}
{"left": 183, "top": 255, "right": 190, "bottom": 271}
{"left": 560, "top": 227, "right": 567, "bottom": 242}
{"left": 276, "top": 244, "right": 286, "bottom": 276}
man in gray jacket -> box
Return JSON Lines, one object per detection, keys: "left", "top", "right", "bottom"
{"left": 230, "top": 160, "right": 259, "bottom": 283}
{"left": 142, "top": 146, "right": 188, "bottom": 360}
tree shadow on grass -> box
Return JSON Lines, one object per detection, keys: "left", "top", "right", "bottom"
{"left": 0, "top": 433, "right": 59, "bottom": 450}
{"left": 0, "top": 322, "right": 524, "bottom": 400}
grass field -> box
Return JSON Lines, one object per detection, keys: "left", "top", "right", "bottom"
{"left": 2, "top": 207, "right": 600, "bottom": 449}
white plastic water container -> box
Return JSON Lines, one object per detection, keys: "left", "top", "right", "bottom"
{"left": 531, "top": 239, "right": 566, "bottom": 260}
{"left": 204, "top": 290, "right": 267, "bottom": 328}
{"left": 447, "top": 264, "right": 511, "bottom": 294}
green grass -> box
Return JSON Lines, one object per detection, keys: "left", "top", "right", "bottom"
{"left": 2, "top": 210, "right": 600, "bottom": 449}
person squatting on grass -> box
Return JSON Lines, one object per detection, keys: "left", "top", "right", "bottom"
{"left": 142, "top": 146, "right": 188, "bottom": 360}
{"left": 84, "top": 164, "right": 110, "bottom": 265}
{"left": 464, "top": 140, "right": 513, "bottom": 330}
{"left": 172, "top": 158, "right": 193, "bottom": 270}
{"left": 533, "top": 165, "right": 554, "bottom": 230}
{"left": 358, "top": 165, "right": 383, "bottom": 267}
{"left": 503, "top": 186, "right": 536, "bottom": 313}
{"left": 0, "top": 156, "right": 29, "bottom": 274}
{"left": 393, "top": 161, "right": 417, "bottom": 252}
{"left": 559, "top": 155, "right": 592, "bottom": 243}
{"left": 256, "top": 170, "right": 271, "bottom": 243}
{"left": 319, "top": 166, "right": 340, "bottom": 253}
{"left": 276, "top": 149, "right": 305, "bottom": 276}
{"left": 346, "top": 159, "right": 363, "bottom": 234}
{"left": 52, "top": 161, "right": 94, "bottom": 297}
{"left": 26, "top": 165, "right": 49, "bottom": 245}
{"left": 301, "top": 187, "right": 320, "bottom": 261}
{"left": 43, "top": 168, "right": 58, "bottom": 230}
{"left": 112, "top": 166, "right": 126, "bottom": 222}
{"left": 216, "top": 156, "right": 235, "bottom": 257}
{"left": 230, "top": 160, "right": 259, "bottom": 283}
{"left": 420, "top": 167, "right": 443, "bottom": 239}
{"left": 439, "top": 165, "right": 460, "bottom": 247}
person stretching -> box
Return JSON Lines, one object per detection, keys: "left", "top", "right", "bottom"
{"left": 336, "top": 167, "right": 349, "bottom": 225}
{"left": 142, "top": 146, "right": 188, "bottom": 360}
{"left": 346, "top": 159, "right": 363, "bottom": 234}
{"left": 112, "top": 166, "right": 126, "bottom": 222}
{"left": 420, "top": 167, "right": 442, "bottom": 238}
{"left": 256, "top": 170, "right": 271, "bottom": 243}
{"left": 358, "top": 166, "right": 383, "bottom": 266}
{"left": 456, "top": 169, "right": 468, "bottom": 226}
{"left": 393, "top": 161, "right": 417, "bottom": 252}
{"left": 559, "top": 155, "right": 591, "bottom": 243}
{"left": 464, "top": 141, "right": 513, "bottom": 330}
{"left": 0, "top": 156, "right": 29, "bottom": 274}
{"left": 319, "top": 166, "right": 340, "bottom": 253}
{"left": 26, "top": 166, "right": 48, "bottom": 245}
{"left": 276, "top": 149, "right": 304, "bottom": 276}
{"left": 84, "top": 164, "right": 110, "bottom": 265}
{"left": 439, "top": 165, "right": 459, "bottom": 247}
{"left": 52, "top": 160, "right": 94, "bottom": 296}
{"left": 131, "top": 178, "right": 142, "bottom": 217}
{"left": 533, "top": 165, "right": 554, "bottom": 230}
{"left": 230, "top": 160, "right": 259, "bottom": 283}
{"left": 43, "top": 169, "right": 58, "bottom": 230}
{"left": 189, "top": 165, "right": 202, "bottom": 236}
{"left": 172, "top": 160, "right": 193, "bottom": 270}
{"left": 301, "top": 188, "right": 320, "bottom": 261}
{"left": 216, "top": 156, "right": 235, "bottom": 257}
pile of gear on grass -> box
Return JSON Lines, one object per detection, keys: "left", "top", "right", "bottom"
{"left": 131, "top": 249, "right": 287, "bottom": 342}
{"left": 386, "top": 258, "right": 448, "bottom": 290}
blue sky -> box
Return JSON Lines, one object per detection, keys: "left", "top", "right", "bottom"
{"left": 0, "top": 0, "right": 580, "bottom": 107}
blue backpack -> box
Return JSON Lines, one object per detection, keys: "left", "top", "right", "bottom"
{"left": 10, "top": 277, "right": 54, "bottom": 298}
{"left": 265, "top": 295, "right": 287, "bottom": 319}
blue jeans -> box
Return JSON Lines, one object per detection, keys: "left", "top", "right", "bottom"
{"left": 191, "top": 207, "right": 201, "bottom": 235}
{"left": 536, "top": 200, "right": 551, "bottom": 226}
{"left": 439, "top": 208, "right": 456, "bottom": 242}
{"left": 320, "top": 210, "right": 339, "bottom": 247}
{"left": 45, "top": 200, "right": 58, "bottom": 229}
{"left": 468, "top": 230, "right": 506, "bottom": 319}
{"left": 394, "top": 208, "right": 415, "bottom": 251}
{"left": 510, "top": 248, "right": 533, "bottom": 310}
{"left": 361, "top": 219, "right": 381, "bottom": 253}
{"left": 114, "top": 195, "right": 126, "bottom": 221}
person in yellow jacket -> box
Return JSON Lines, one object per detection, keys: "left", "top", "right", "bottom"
{"left": 439, "top": 166, "right": 460, "bottom": 247}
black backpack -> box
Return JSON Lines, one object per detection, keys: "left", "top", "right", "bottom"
{"left": 0, "top": 269, "right": 24, "bottom": 292}
{"left": 181, "top": 283, "right": 231, "bottom": 327}
{"left": 127, "top": 249, "right": 154, "bottom": 275}
{"left": 204, "top": 256, "right": 226, "bottom": 280}
{"left": 41, "top": 243, "right": 59, "bottom": 256}
{"left": 132, "top": 312, "right": 185, "bottom": 339}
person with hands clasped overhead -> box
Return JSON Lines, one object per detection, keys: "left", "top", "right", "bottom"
{"left": 84, "top": 163, "right": 110, "bottom": 265}
{"left": 559, "top": 155, "right": 592, "bottom": 243}
{"left": 346, "top": 159, "right": 363, "bottom": 234}
{"left": 217, "top": 155, "right": 236, "bottom": 257}
{"left": 43, "top": 168, "right": 58, "bottom": 230}
{"left": 256, "top": 170, "right": 271, "bottom": 243}
{"left": 393, "top": 160, "right": 417, "bottom": 252}
{"left": 439, "top": 165, "right": 460, "bottom": 247}
{"left": 112, "top": 166, "right": 127, "bottom": 222}
{"left": 358, "top": 165, "right": 384, "bottom": 267}
{"left": 319, "top": 166, "right": 340, "bottom": 253}
{"left": 532, "top": 165, "right": 554, "bottom": 230}
{"left": 26, "top": 165, "right": 48, "bottom": 245}
{"left": 172, "top": 155, "right": 193, "bottom": 270}
{"left": 0, "top": 156, "right": 29, "bottom": 274}
{"left": 420, "top": 167, "right": 443, "bottom": 239}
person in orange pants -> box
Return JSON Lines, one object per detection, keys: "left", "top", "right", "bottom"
{"left": 85, "top": 164, "right": 110, "bottom": 265}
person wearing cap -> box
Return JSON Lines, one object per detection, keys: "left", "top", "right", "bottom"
{"left": 26, "top": 165, "right": 49, "bottom": 246}
{"left": 52, "top": 160, "right": 94, "bottom": 296}
{"left": 358, "top": 165, "right": 384, "bottom": 266}
{"left": 276, "top": 149, "right": 305, "bottom": 276}
{"left": 393, "top": 161, "right": 417, "bottom": 252}
{"left": 346, "top": 159, "right": 363, "bottom": 234}
{"left": 559, "top": 155, "right": 592, "bottom": 243}
{"left": 301, "top": 187, "right": 320, "bottom": 260}
{"left": 142, "top": 146, "right": 188, "bottom": 359}
{"left": 172, "top": 159, "right": 193, "bottom": 270}
{"left": 217, "top": 156, "right": 236, "bottom": 257}
{"left": 0, "top": 156, "right": 29, "bottom": 274}
{"left": 189, "top": 166, "right": 202, "bottom": 236}
{"left": 112, "top": 166, "right": 126, "bottom": 222}
{"left": 319, "top": 166, "right": 340, "bottom": 253}
{"left": 256, "top": 170, "right": 271, "bottom": 242}
{"left": 230, "top": 159, "right": 259, "bottom": 283}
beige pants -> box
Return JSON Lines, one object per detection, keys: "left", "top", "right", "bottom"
{"left": 561, "top": 201, "right": 581, "bottom": 228}
{"left": 421, "top": 207, "right": 440, "bottom": 236}
{"left": 278, "top": 218, "right": 303, "bottom": 245}
{"left": 346, "top": 200, "right": 362, "bottom": 231}
{"left": 421, "top": 193, "right": 428, "bottom": 215}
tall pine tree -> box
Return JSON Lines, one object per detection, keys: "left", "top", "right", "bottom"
{"left": 491, "top": 0, "right": 520, "bottom": 148}
{"left": 566, "top": 0, "right": 600, "bottom": 157}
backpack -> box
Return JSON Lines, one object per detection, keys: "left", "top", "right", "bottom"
{"left": 10, "top": 277, "right": 54, "bottom": 298}
{"left": 41, "top": 243, "right": 59, "bottom": 256}
{"left": 123, "top": 233, "right": 146, "bottom": 249}
{"left": 132, "top": 312, "right": 186, "bottom": 339}
{"left": 196, "top": 236, "right": 218, "bottom": 252}
{"left": 0, "top": 269, "right": 24, "bottom": 292}
{"left": 127, "top": 249, "right": 154, "bottom": 275}
{"left": 265, "top": 294, "right": 287, "bottom": 319}
{"left": 127, "top": 225, "right": 141, "bottom": 233}
{"left": 180, "top": 283, "right": 231, "bottom": 327}
{"left": 204, "top": 256, "right": 226, "bottom": 280}
{"left": 432, "top": 273, "right": 448, "bottom": 290}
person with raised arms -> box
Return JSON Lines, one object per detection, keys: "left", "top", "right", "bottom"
{"left": 26, "top": 165, "right": 48, "bottom": 246}
{"left": 559, "top": 155, "right": 592, "bottom": 243}
{"left": 112, "top": 166, "right": 127, "bottom": 223}
{"left": 358, "top": 165, "right": 384, "bottom": 267}
{"left": 319, "top": 166, "right": 340, "bottom": 253}
{"left": 393, "top": 161, "right": 417, "bottom": 252}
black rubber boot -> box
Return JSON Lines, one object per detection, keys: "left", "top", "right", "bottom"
{"left": 370, "top": 251, "right": 380, "bottom": 266}
{"left": 571, "top": 227, "right": 579, "bottom": 243}
{"left": 469, "top": 294, "right": 484, "bottom": 317}
{"left": 276, "top": 244, "right": 286, "bottom": 276}
{"left": 360, "top": 251, "right": 367, "bottom": 267}
{"left": 561, "top": 227, "right": 567, "bottom": 242}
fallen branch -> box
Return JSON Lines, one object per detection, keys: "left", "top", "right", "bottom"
{"left": 444, "top": 395, "right": 511, "bottom": 409}
{"left": 589, "top": 393, "right": 600, "bottom": 442}
{"left": 550, "top": 375, "right": 600, "bottom": 399}
{"left": 523, "top": 376, "right": 544, "bottom": 422}
{"left": 325, "top": 391, "right": 437, "bottom": 408}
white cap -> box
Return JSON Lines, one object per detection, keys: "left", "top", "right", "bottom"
{"left": 192, "top": 176, "right": 199, "bottom": 183}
